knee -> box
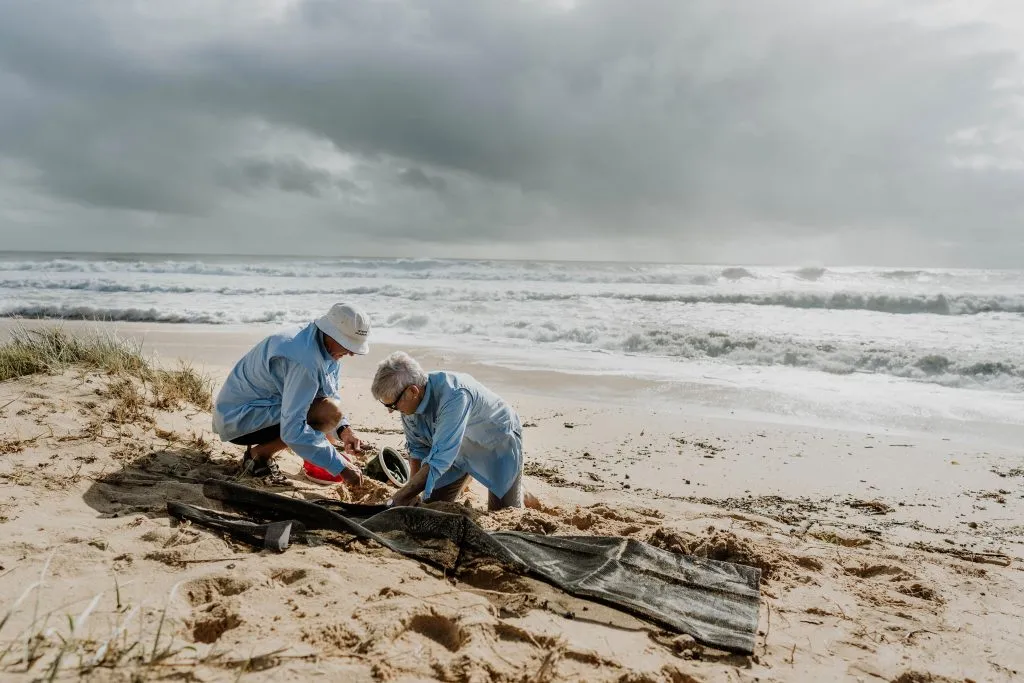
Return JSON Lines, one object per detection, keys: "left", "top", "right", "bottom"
{"left": 306, "top": 397, "right": 343, "bottom": 433}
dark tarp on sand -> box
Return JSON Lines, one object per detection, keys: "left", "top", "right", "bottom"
{"left": 169, "top": 480, "right": 761, "bottom": 654}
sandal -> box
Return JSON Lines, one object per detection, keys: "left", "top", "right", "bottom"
{"left": 240, "top": 447, "right": 291, "bottom": 486}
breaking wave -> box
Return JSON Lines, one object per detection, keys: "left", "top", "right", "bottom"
{"left": 792, "top": 266, "right": 827, "bottom": 281}
{"left": 0, "top": 304, "right": 289, "bottom": 325}
{"left": 0, "top": 257, "right": 696, "bottom": 283}
{"left": 880, "top": 269, "right": 927, "bottom": 280}
{"left": 0, "top": 279, "right": 394, "bottom": 298}
{"left": 610, "top": 291, "right": 1024, "bottom": 315}
{"left": 720, "top": 267, "right": 755, "bottom": 280}
{"left": 3, "top": 278, "right": 1023, "bottom": 315}
{"left": 616, "top": 328, "right": 1024, "bottom": 391}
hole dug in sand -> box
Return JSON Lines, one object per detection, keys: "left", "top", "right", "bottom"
{"left": 335, "top": 477, "right": 394, "bottom": 504}
{"left": 190, "top": 600, "right": 243, "bottom": 643}
{"left": 406, "top": 613, "right": 465, "bottom": 652}
{"left": 183, "top": 573, "right": 252, "bottom": 644}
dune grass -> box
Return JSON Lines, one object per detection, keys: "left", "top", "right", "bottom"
{"left": 0, "top": 326, "right": 212, "bottom": 412}
{"left": 0, "top": 327, "right": 148, "bottom": 381}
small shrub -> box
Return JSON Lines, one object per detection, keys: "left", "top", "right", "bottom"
{"left": 106, "top": 378, "right": 152, "bottom": 426}
{"left": 151, "top": 363, "right": 213, "bottom": 411}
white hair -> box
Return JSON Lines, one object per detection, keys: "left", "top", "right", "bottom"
{"left": 372, "top": 351, "right": 428, "bottom": 402}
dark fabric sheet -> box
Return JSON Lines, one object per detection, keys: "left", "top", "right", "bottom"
{"left": 170, "top": 479, "right": 761, "bottom": 654}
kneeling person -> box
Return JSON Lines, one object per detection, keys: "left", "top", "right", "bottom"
{"left": 213, "top": 303, "right": 369, "bottom": 485}
{"left": 372, "top": 352, "right": 527, "bottom": 510}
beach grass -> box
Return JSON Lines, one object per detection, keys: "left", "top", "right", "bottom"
{"left": 0, "top": 326, "right": 148, "bottom": 381}
{"left": 0, "top": 325, "right": 212, "bottom": 411}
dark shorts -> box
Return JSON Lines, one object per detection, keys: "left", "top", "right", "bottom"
{"left": 229, "top": 424, "right": 281, "bottom": 446}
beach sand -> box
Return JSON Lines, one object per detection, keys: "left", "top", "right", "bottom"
{"left": 0, "top": 321, "right": 1022, "bottom": 681}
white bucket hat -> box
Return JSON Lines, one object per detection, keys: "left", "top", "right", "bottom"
{"left": 315, "top": 303, "right": 370, "bottom": 355}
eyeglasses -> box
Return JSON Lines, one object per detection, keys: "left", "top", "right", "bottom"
{"left": 381, "top": 385, "right": 409, "bottom": 411}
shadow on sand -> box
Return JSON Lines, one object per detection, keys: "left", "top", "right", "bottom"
{"left": 82, "top": 445, "right": 337, "bottom": 520}
{"left": 82, "top": 446, "right": 240, "bottom": 518}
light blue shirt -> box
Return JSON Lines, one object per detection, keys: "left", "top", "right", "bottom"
{"left": 402, "top": 371, "right": 523, "bottom": 498}
{"left": 212, "top": 322, "right": 350, "bottom": 475}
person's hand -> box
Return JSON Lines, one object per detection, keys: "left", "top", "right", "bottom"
{"left": 341, "top": 428, "right": 362, "bottom": 457}
{"left": 389, "top": 490, "right": 417, "bottom": 508}
{"left": 339, "top": 464, "right": 363, "bottom": 487}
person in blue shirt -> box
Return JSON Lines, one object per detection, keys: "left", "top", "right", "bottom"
{"left": 213, "top": 303, "right": 370, "bottom": 486}
{"left": 371, "top": 351, "right": 537, "bottom": 510}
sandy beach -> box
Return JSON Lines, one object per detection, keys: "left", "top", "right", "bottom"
{"left": 1, "top": 320, "right": 1022, "bottom": 681}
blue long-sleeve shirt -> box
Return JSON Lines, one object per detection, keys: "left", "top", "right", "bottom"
{"left": 402, "top": 371, "right": 523, "bottom": 498}
{"left": 212, "top": 322, "right": 350, "bottom": 475}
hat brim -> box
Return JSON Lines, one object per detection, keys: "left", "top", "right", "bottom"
{"left": 315, "top": 318, "right": 370, "bottom": 355}
{"left": 338, "top": 337, "right": 370, "bottom": 355}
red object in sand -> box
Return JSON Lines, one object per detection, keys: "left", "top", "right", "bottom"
{"left": 302, "top": 460, "right": 345, "bottom": 484}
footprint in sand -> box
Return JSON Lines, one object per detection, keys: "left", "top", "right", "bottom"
{"left": 843, "top": 564, "right": 941, "bottom": 601}
{"left": 270, "top": 567, "right": 309, "bottom": 586}
{"left": 190, "top": 600, "right": 243, "bottom": 643}
{"left": 182, "top": 572, "right": 255, "bottom": 606}
{"left": 406, "top": 613, "right": 465, "bottom": 652}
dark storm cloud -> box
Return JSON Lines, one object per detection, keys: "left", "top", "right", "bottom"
{"left": 0, "top": 0, "right": 1022, "bottom": 263}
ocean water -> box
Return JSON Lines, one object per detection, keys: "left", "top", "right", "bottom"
{"left": 2, "top": 252, "right": 1023, "bottom": 432}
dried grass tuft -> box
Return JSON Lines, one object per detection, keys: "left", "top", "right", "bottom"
{"left": 151, "top": 363, "right": 213, "bottom": 411}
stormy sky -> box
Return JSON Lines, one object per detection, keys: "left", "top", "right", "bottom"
{"left": 1, "top": 0, "right": 1023, "bottom": 266}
